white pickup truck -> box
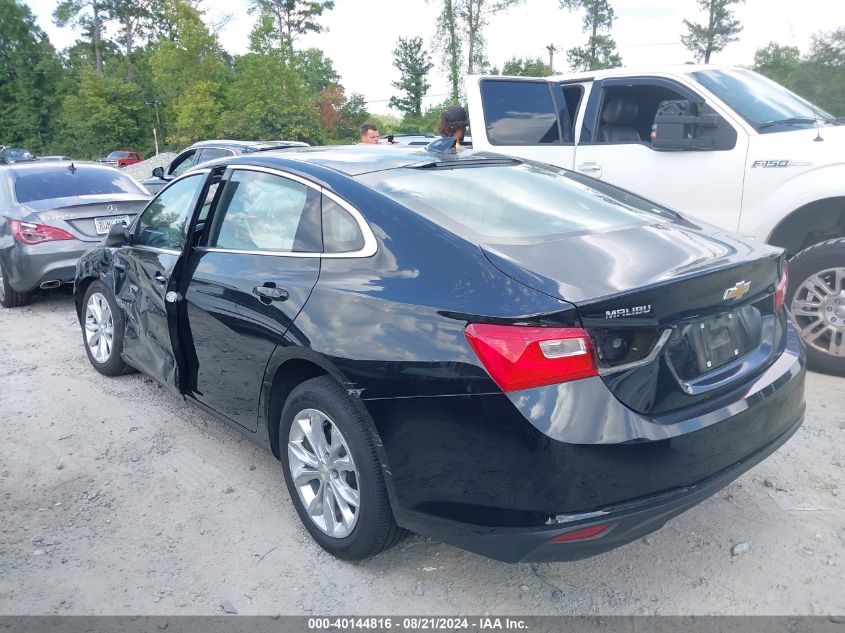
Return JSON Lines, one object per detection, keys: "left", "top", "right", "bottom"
{"left": 466, "top": 64, "right": 845, "bottom": 374}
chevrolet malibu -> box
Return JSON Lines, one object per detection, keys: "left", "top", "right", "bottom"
{"left": 74, "top": 147, "right": 805, "bottom": 562}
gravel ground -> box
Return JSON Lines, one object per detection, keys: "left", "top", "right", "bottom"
{"left": 1, "top": 291, "right": 844, "bottom": 616}
{"left": 122, "top": 153, "right": 176, "bottom": 184}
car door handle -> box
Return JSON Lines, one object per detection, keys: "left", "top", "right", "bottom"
{"left": 577, "top": 161, "right": 602, "bottom": 171}
{"left": 253, "top": 285, "right": 289, "bottom": 302}
{"left": 153, "top": 272, "right": 167, "bottom": 284}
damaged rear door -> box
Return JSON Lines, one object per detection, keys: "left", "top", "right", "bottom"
{"left": 113, "top": 170, "right": 209, "bottom": 392}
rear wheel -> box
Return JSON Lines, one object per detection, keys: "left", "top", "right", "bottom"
{"left": 0, "top": 262, "right": 32, "bottom": 308}
{"left": 81, "top": 281, "right": 133, "bottom": 376}
{"left": 280, "top": 376, "right": 403, "bottom": 560}
{"left": 787, "top": 238, "right": 845, "bottom": 375}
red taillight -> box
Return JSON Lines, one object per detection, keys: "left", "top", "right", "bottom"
{"left": 464, "top": 323, "right": 598, "bottom": 392}
{"left": 550, "top": 523, "right": 611, "bottom": 542}
{"left": 774, "top": 264, "right": 789, "bottom": 313}
{"left": 10, "top": 220, "right": 75, "bottom": 245}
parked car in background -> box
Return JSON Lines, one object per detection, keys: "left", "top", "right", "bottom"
{"left": 0, "top": 147, "right": 37, "bottom": 164}
{"left": 466, "top": 64, "right": 845, "bottom": 374}
{"left": 75, "top": 146, "right": 803, "bottom": 563}
{"left": 142, "top": 139, "right": 310, "bottom": 193}
{"left": 0, "top": 162, "right": 150, "bottom": 307}
{"left": 39, "top": 156, "right": 73, "bottom": 162}
{"left": 97, "top": 150, "right": 143, "bottom": 168}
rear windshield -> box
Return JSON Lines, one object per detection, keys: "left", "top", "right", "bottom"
{"left": 14, "top": 168, "right": 146, "bottom": 203}
{"left": 358, "top": 162, "right": 674, "bottom": 241}
{"left": 108, "top": 151, "right": 131, "bottom": 159}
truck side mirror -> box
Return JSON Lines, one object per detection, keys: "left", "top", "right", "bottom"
{"left": 151, "top": 166, "right": 164, "bottom": 178}
{"left": 651, "top": 99, "right": 718, "bottom": 151}
{"left": 105, "top": 223, "right": 132, "bottom": 247}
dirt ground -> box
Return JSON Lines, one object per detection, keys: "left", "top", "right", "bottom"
{"left": 1, "top": 291, "right": 844, "bottom": 616}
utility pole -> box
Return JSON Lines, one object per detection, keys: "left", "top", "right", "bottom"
{"left": 546, "top": 43, "right": 558, "bottom": 72}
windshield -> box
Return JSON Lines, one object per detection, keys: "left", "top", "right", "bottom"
{"left": 7, "top": 149, "right": 33, "bottom": 160}
{"left": 14, "top": 168, "right": 146, "bottom": 203}
{"left": 358, "top": 162, "right": 675, "bottom": 243}
{"left": 691, "top": 69, "right": 837, "bottom": 133}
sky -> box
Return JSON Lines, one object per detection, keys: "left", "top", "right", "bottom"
{"left": 23, "top": 0, "right": 845, "bottom": 115}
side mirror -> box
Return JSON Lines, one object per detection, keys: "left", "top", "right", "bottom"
{"left": 105, "top": 223, "right": 131, "bottom": 247}
{"left": 151, "top": 166, "right": 164, "bottom": 178}
{"left": 651, "top": 99, "right": 718, "bottom": 151}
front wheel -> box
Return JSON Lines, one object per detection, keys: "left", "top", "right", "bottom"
{"left": 787, "top": 238, "right": 845, "bottom": 375}
{"left": 280, "top": 376, "right": 403, "bottom": 560}
{"left": 81, "top": 281, "right": 133, "bottom": 376}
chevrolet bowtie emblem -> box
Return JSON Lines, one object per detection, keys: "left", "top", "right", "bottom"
{"left": 723, "top": 281, "right": 751, "bottom": 301}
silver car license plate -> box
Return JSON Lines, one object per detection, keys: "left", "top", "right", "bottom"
{"left": 94, "top": 215, "right": 130, "bottom": 235}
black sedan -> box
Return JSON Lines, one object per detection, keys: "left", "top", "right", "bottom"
{"left": 1, "top": 162, "right": 150, "bottom": 308}
{"left": 74, "top": 147, "right": 805, "bottom": 562}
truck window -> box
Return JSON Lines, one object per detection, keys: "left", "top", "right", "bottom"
{"left": 594, "top": 84, "right": 691, "bottom": 144}
{"left": 560, "top": 84, "right": 584, "bottom": 135}
{"left": 480, "top": 80, "right": 562, "bottom": 145}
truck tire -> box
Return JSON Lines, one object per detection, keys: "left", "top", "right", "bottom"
{"left": 786, "top": 238, "right": 845, "bottom": 375}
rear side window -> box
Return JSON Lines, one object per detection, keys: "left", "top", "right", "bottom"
{"left": 14, "top": 168, "right": 146, "bottom": 203}
{"left": 209, "top": 170, "right": 321, "bottom": 253}
{"left": 322, "top": 196, "right": 364, "bottom": 253}
{"left": 360, "top": 163, "right": 673, "bottom": 242}
{"left": 480, "top": 80, "right": 560, "bottom": 145}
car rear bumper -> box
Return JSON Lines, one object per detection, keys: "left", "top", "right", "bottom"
{"left": 363, "top": 319, "right": 806, "bottom": 562}
{"left": 1, "top": 240, "right": 92, "bottom": 293}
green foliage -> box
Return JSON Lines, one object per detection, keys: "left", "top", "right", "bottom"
{"left": 57, "top": 68, "right": 152, "bottom": 157}
{"left": 681, "top": 0, "right": 743, "bottom": 63}
{"left": 501, "top": 56, "right": 552, "bottom": 76}
{"left": 753, "top": 29, "right": 845, "bottom": 117}
{"left": 561, "top": 0, "right": 621, "bottom": 71}
{"left": 248, "top": 0, "right": 334, "bottom": 56}
{"left": 389, "top": 36, "right": 433, "bottom": 118}
{"left": 0, "top": 0, "right": 64, "bottom": 153}
{"left": 434, "top": 0, "right": 463, "bottom": 103}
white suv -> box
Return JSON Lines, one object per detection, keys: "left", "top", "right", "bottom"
{"left": 466, "top": 65, "right": 845, "bottom": 374}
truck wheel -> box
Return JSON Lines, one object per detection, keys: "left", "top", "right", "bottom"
{"left": 787, "top": 238, "right": 845, "bottom": 375}
{"left": 0, "top": 262, "right": 32, "bottom": 308}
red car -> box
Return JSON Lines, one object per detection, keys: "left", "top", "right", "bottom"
{"left": 96, "top": 150, "right": 143, "bottom": 168}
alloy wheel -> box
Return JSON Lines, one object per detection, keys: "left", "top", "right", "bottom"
{"left": 287, "top": 408, "right": 360, "bottom": 538}
{"left": 85, "top": 292, "right": 114, "bottom": 363}
{"left": 790, "top": 267, "right": 845, "bottom": 357}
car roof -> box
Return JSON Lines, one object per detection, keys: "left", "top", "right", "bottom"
{"left": 471, "top": 63, "right": 735, "bottom": 83}
{"left": 187, "top": 139, "right": 309, "bottom": 151}
{"left": 219, "top": 145, "right": 514, "bottom": 177}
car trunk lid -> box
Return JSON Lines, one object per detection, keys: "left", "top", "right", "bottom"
{"left": 23, "top": 194, "right": 148, "bottom": 241}
{"left": 481, "top": 221, "right": 785, "bottom": 414}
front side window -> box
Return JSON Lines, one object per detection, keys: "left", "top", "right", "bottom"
{"left": 168, "top": 150, "right": 197, "bottom": 177}
{"left": 480, "top": 80, "right": 561, "bottom": 145}
{"left": 691, "top": 69, "right": 838, "bottom": 133}
{"left": 209, "top": 170, "right": 320, "bottom": 253}
{"left": 135, "top": 173, "right": 205, "bottom": 249}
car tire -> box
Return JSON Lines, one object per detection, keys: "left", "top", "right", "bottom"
{"left": 81, "top": 281, "right": 134, "bottom": 376}
{"left": 0, "top": 261, "right": 32, "bottom": 308}
{"left": 280, "top": 375, "right": 403, "bottom": 561}
{"left": 786, "top": 237, "right": 845, "bottom": 375}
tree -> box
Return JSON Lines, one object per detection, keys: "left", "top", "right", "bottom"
{"left": 248, "top": 0, "right": 334, "bottom": 57}
{"left": 681, "top": 0, "right": 743, "bottom": 64}
{"left": 389, "top": 36, "right": 433, "bottom": 119}
{"left": 53, "top": 0, "right": 107, "bottom": 73}
{"left": 434, "top": 0, "right": 462, "bottom": 102}
{"left": 561, "top": 0, "right": 621, "bottom": 71}
{"left": 459, "top": 0, "right": 522, "bottom": 74}
{"left": 753, "top": 42, "right": 800, "bottom": 85}
{"left": 501, "top": 56, "right": 552, "bottom": 76}
{"left": 787, "top": 29, "right": 845, "bottom": 116}
{"left": 0, "top": 0, "right": 65, "bottom": 153}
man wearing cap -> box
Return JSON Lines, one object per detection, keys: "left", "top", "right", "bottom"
{"left": 437, "top": 106, "right": 469, "bottom": 149}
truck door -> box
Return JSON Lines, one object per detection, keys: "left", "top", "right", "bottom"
{"left": 466, "top": 77, "right": 579, "bottom": 169}
{"left": 573, "top": 76, "right": 748, "bottom": 233}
